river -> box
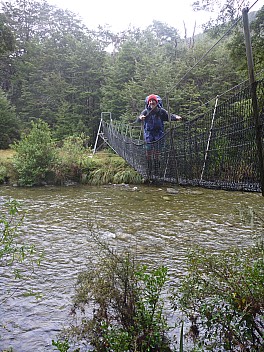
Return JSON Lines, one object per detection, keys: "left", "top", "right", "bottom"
{"left": 0, "top": 184, "right": 263, "bottom": 351}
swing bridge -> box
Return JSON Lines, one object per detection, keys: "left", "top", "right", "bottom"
{"left": 92, "top": 6, "right": 264, "bottom": 194}
{"left": 94, "top": 79, "right": 264, "bottom": 193}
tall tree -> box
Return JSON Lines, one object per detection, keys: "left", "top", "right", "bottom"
{"left": 100, "top": 24, "right": 182, "bottom": 121}
{"left": 1, "top": 0, "right": 105, "bottom": 142}
{"left": 0, "top": 13, "right": 16, "bottom": 91}
{"left": 0, "top": 88, "right": 20, "bottom": 148}
{"left": 0, "top": 13, "right": 15, "bottom": 55}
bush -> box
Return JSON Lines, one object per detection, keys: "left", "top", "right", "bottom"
{"left": 0, "top": 199, "right": 40, "bottom": 283}
{"left": 53, "top": 134, "right": 91, "bottom": 184}
{"left": 174, "top": 239, "right": 264, "bottom": 351}
{"left": 0, "top": 151, "right": 16, "bottom": 184}
{"left": 65, "top": 243, "right": 172, "bottom": 351}
{"left": 12, "top": 120, "right": 56, "bottom": 186}
{"left": 0, "top": 164, "right": 7, "bottom": 183}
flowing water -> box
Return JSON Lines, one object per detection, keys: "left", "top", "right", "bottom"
{"left": 0, "top": 184, "right": 263, "bottom": 351}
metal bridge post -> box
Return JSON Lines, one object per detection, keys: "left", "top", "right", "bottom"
{"left": 165, "top": 93, "right": 179, "bottom": 183}
{"left": 242, "top": 8, "right": 264, "bottom": 196}
{"left": 92, "top": 112, "right": 112, "bottom": 155}
{"left": 200, "top": 96, "right": 219, "bottom": 182}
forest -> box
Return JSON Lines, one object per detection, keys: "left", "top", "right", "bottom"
{"left": 0, "top": 0, "right": 263, "bottom": 150}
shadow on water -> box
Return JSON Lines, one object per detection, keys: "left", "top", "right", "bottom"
{"left": 0, "top": 184, "right": 263, "bottom": 351}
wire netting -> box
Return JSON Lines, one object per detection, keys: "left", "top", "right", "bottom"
{"left": 99, "top": 79, "right": 264, "bottom": 192}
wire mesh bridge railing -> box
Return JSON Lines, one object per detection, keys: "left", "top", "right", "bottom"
{"left": 95, "top": 79, "right": 264, "bottom": 193}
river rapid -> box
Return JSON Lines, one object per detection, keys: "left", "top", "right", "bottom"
{"left": 0, "top": 184, "right": 263, "bottom": 351}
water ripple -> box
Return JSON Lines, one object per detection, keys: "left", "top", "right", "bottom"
{"left": 0, "top": 185, "right": 263, "bottom": 351}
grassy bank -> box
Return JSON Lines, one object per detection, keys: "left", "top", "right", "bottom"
{"left": 0, "top": 149, "right": 143, "bottom": 186}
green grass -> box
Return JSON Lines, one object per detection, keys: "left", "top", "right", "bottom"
{"left": 0, "top": 149, "right": 143, "bottom": 186}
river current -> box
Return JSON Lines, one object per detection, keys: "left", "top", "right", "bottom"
{"left": 0, "top": 184, "right": 263, "bottom": 351}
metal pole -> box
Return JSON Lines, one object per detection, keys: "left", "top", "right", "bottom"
{"left": 92, "top": 117, "right": 102, "bottom": 155}
{"left": 92, "top": 112, "right": 112, "bottom": 155}
{"left": 242, "top": 7, "right": 264, "bottom": 196}
{"left": 165, "top": 93, "right": 179, "bottom": 183}
{"left": 200, "top": 96, "right": 219, "bottom": 182}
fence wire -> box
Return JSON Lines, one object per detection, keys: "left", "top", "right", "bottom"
{"left": 100, "top": 79, "right": 264, "bottom": 192}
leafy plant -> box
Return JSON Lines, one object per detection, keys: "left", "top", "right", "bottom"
{"left": 174, "top": 238, "right": 264, "bottom": 351}
{"left": 0, "top": 88, "right": 19, "bottom": 149}
{"left": 66, "top": 244, "right": 172, "bottom": 351}
{"left": 0, "top": 163, "right": 8, "bottom": 183}
{"left": 12, "top": 119, "right": 56, "bottom": 186}
{"left": 52, "top": 339, "right": 79, "bottom": 352}
{"left": 0, "top": 199, "right": 33, "bottom": 267}
{"left": 53, "top": 134, "right": 91, "bottom": 184}
{"left": 0, "top": 198, "right": 43, "bottom": 303}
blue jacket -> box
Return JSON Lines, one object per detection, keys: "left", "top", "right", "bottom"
{"left": 137, "top": 107, "right": 177, "bottom": 143}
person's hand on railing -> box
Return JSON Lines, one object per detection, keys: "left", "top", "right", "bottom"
{"left": 171, "top": 114, "right": 181, "bottom": 120}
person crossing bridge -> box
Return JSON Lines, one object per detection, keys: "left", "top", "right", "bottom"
{"left": 137, "top": 94, "right": 182, "bottom": 144}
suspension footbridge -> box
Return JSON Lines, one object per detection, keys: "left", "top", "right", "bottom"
{"left": 94, "top": 79, "right": 264, "bottom": 193}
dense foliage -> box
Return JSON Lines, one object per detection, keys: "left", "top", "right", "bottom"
{"left": 174, "top": 238, "right": 264, "bottom": 351}
{"left": 54, "top": 234, "right": 263, "bottom": 351}
{"left": 0, "top": 0, "right": 263, "bottom": 148}
{"left": 71, "top": 249, "right": 171, "bottom": 351}
{"left": 12, "top": 119, "right": 56, "bottom": 185}
{"left": 0, "top": 88, "right": 19, "bottom": 148}
{"left": 4, "top": 119, "right": 142, "bottom": 186}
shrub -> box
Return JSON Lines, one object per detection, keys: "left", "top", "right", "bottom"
{"left": 0, "top": 164, "right": 7, "bottom": 183}
{"left": 53, "top": 134, "right": 91, "bottom": 184}
{"left": 65, "top": 244, "right": 172, "bottom": 351}
{"left": 12, "top": 120, "right": 56, "bottom": 186}
{"left": 0, "top": 199, "right": 41, "bottom": 285}
{"left": 174, "top": 239, "right": 264, "bottom": 351}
